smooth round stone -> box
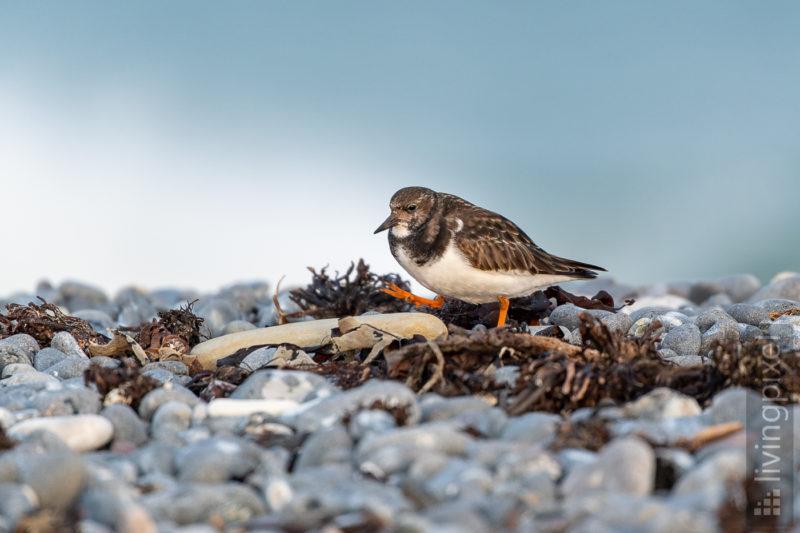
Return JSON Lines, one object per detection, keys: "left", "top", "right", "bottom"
{"left": 548, "top": 304, "right": 585, "bottom": 330}
{"left": 627, "top": 317, "right": 652, "bottom": 337}
{"left": 239, "top": 345, "right": 315, "bottom": 370}
{"left": 2, "top": 363, "right": 36, "bottom": 378}
{"left": 286, "top": 380, "right": 420, "bottom": 434}
{"left": 45, "top": 358, "right": 91, "bottom": 380}
{"left": 175, "top": 437, "right": 264, "bottom": 483}
{"left": 219, "top": 281, "right": 273, "bottom": 314}
{"left": 114, "top": 287, "right": 158, "bottom": 324}
{"left": 2, "top": 369, "right": 61, "bottom": 387}
{"left": 9, "top": 414, "right": 113, "bottom": 452}
{"left": 33, "top": 347, "right": 69, "bottom": 371}
{"left": 101, "top": 404, "right": 149, "bottom": 447}
{"left": 356, "top": 424, "right": 474, "bottom": 477}
{"left": 151, "top": 401, "right": 192, "bottom": 443}
{"left": 79, "top": 489, "right": 157, "bottom": 533}
{"left": 694, "top": 310, "right": 734, "bottom": 332}
{"left": 140, "top": 482, "right": 265, "bottom": 525}
{"left": 141, "top": 368, "right": 188, "bottom": 386}
{"left": 90, "top": 356, "right": 121, "bottom": 368}
{"left": 767, "top": 322, "right": 800, "bottom": 351}
{"left": 295, "top": 424, "right": 353, "bottom": 470}
{"left": 726, "top": 303, "right": 770, "bottom": 326}
{"left": 500, "top": 412, "right": 561, "bottom": 444}
{"left": 753, "top": 298, "right": 800, "bottom": 314}
{"left": 420, "top": 396, "right": 492, "bottom": 423}
{"left": 704, "top": 387, "right": 762, "bottom": 425}
{"left": 622, "top": 388, "right": 701, "bottom": 420}
{"left": 717, "top": 273, "right": 761, "bottom": 303}
{"left": 0, "top": 334, "right": 39, "bottom": 370}
{"left": 231, "top": 369, "right": 337, "bottom": 402}
{"left": 739, "top": 324, "right": 764, "bottom": 343}
{"left": 562, "top": 437, "right": 655, "bottom": 498}
{"left": 138, "top": 385, "right": 200, "bottom": 420}
{"left": 699, "top": 320, "right": 739, "bottom": 353}
{"left": 748, "top": 275, "right": 800, "bottom": 303}
{"left": 59, "top": 280, "right": 109, "bottom": 309}
{"left": 688, "top": 282, "right": 726, "bottom": 305}
{"left": 142, "top": 361, "right": 189, "bottom": 375}
{"left": 660, "top": 323, "right": 701, "bottom": 356}
{"left": 420, "top": 457, "right": 493, "bottom": 503}
{"left": 628, "top": 306, "right": 674, "bottom": 323}
{"left": 348, "top": 409, "right": 397, "bottom": 440}
{"left": 705, "top": 293, "right": 733, "bottom": 307}
{"left": 672, "top": 449, "right": 746, "bottom": 510}
{"left": 222, "top": 320, "right": 257, "bottom": 335}
{"left": 528, "top": 324, "right": 573, "bottom": 343}
{"left": 17, "top": 451, "right": 87, "bottom": 510}
{"left": 31, "top": 387, "right": 102, "bottom": 415}
{"left": 50, "top": 331, "right": 88, "bottom": 359}
{"left": 550, "top": 305, "right": 632, "bottom": 335}
{"left": 0, "top": 483, "right": 38, "bottom": 524}
{"left": 71, "top": 309, "right": 116, "bottom": 335}
{"left": 195, "top": 298, "right": 241, "bottom": 338}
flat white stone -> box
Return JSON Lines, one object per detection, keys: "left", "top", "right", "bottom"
{"left": 9, "top": 414, "right": 113, "bottom": 452}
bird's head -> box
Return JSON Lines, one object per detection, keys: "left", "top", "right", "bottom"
{"left": 374, "top": 186, "right": 437, "bottom": 237}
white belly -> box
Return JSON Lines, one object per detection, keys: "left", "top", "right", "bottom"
{"left": 394, "top": 242, "right": 574, "bottom": 304}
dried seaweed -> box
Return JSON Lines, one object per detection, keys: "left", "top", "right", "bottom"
{"left": 83, "top": 360, "right": 161, "bottom": 410}
{"left": 3, "top": 297, "right": 108, "bottom": 348}
{"left": 285, "top": 259, "right": 412, "bottom": 321}
{"left": 135, "top": 299, "right": 204, "bottom": 351}
{"left": 544, "top": 285, "right": 633, "bottom": 312}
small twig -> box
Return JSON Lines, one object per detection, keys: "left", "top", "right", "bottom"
{"left": 418, "top": 340, "right": 446, "bottom": 395}
{"left": 273, "top": 276, "right": 288, "bottom": 325}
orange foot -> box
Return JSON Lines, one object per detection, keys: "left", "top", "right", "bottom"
{"left": 381, "top": 283, "right": 444, "bottom": 309}
{"left": 497, "top": 296, "right": 510, "bottom": 327}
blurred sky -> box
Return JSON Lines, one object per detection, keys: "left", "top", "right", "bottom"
{"left": 1, "top": 1, "right": 799, "bottom": 298}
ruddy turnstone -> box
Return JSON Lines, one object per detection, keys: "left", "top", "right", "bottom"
{"left": 374, "top": 186, "right": 606, "bottom": 327}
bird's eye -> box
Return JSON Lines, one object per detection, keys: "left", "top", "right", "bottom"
{"left": 407, "top": 204, "right": 417, "bottom": 212}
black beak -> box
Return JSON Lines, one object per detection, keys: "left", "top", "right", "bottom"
{"left": 374, "top": 213, "right": 400, "bottom": 234}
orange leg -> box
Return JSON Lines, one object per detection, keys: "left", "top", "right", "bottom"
{"left": 381, "top": 283, "right": 444, "bottom": 308}
{"left": 497, "top": 296, "right": 510, "bottom": 327}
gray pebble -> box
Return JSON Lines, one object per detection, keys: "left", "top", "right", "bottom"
{"left": 142, "top": 368, "right": 189, "bottom": 386}
{"left": 59, "top": 280, "right": 109, "bottom": 310}
{"left": 0, "top": 334, "right": 39, "bottom": 370}
{"left": 420, "top": 396, "right": 492, "bottom": 423}
{"left": 660, "top": 323, "right": 701, "bottom": 355}
{"left": 231, "top": 369, "right": 337, "bottom": 402}
{"left": 688, "top": 281, "right": 725, "bottom": 305}
{"left": 422, "top": 457, "right": 493, "bottom": 503}
{"left": 33, "top": 347, "right": 69, "bottom": 371}
{"left": 175, "top": 437, "right": 264, "bottom": 483}
{"left": 239, "top": 345, "right": 315, "bottom": 370}
{"left": 295, "top": 424, "right": 353, "bottom": 470}
{"left": 151, "top": 401, "right": 193, "bottom": 443}
{"left": 222, "top": 320, "right": 257, "bottom": 335}
{"left": 548, "top": 304, "right": 584, "bottom": 330}
{"left": 142, "top": 360, "right": 189, "bottom": 375}
{"left": 0, "top": 482, "right": 38, "bottom": 524}
{"left": 347, "top": 409, "right": 397, "bottom": 440}
{"left": 72, "top": 309, "right": 115, "bottom": 335}
{"left": 51, "top": 331, "right": 88, "bottom": 359}
{"left": 672, "top": 449, "right": 746, "bottom": 511}
{"left": 138, "top": 385, "right": 200, "bottom": 420}
{"left": 629, "top": 306, "right": 674, "bottom": 323}
{"left": 705, "top": 293, "right": 732, "bottom": 307}
{"left": 131, "top": 442, "right": 177, "bottom": 476}
{"left": 699, "top": 319, "right": 739, "bottom": 353}
{"left": 90, "top": 356, "right": 121, "bottom": 368}
{"left": 78, "top": 488, "right": 156, "bottom": 533}
{"left": 726, "top": 303, "right": 770, "bottom": 326}
{"left": 622, "top": 388, "right": 700, "bottom": 420}
{"left": 17, "top": 451, "right": 87, "bottom": 509}
{"left": 748, "top": 275, "right": 800, "bottom": 303}
{"left": 767, "top": 322, "right": 800, "bottom": 351}
{"left": 32, "top": 385, "right": 101, "bottom": 416}
{"left": 45, "top": 358, "right": 91, "bottom": 380}
{"left": 753, "top": 298, "right": 800, "bottom": 314}
{"left": 739, "top": 324, "right": 764, "bottom": 342}
{"left": 717, "top": 273, "right": 761, "bottom": 302}
{"left": 195, "top": 298, "right": 241, "bottom": 338}
{"left": 500, "top": 412, "right": 561, "bottom": 444}
{"left": 287, "top": 380, "right": 419, "bottom": 434}
{"left": 140, "top": 482, "right": 265, "bottom": 525}
{"left": 101, "top": 404, "right": 149, "bottom": 447}
{"left": 550, "top": 305, "right": 632, "bottom": 335}
{"left": 562, "top": 437, "right": 655, "bottom": 498}
{"left": 694, "top": 309, "right": 734, "bottom": 332}
{"left": 114, "top": 287, "right": 158, "bottom": 326}
{"left": 704, "top": 387, "right": 762, "bottom": 425}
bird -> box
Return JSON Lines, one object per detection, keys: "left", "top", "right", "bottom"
{"left": 374, "top": 186, "right": 606, "bottom": 327}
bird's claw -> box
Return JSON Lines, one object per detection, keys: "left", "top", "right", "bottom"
{"left": 381, "top": 283, "right": 444, "bottom": 309}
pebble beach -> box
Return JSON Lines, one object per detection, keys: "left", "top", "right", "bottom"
{"left": 1, "top": 271, "right": 799, "bottom": 532}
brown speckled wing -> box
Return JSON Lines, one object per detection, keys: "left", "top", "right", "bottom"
{"left": 451, "top": 202, "right": 605, "bottom": 277}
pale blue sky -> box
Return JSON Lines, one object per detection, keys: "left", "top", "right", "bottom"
{"left": 1, "top": 2, "right": 798, "bottom": 296}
